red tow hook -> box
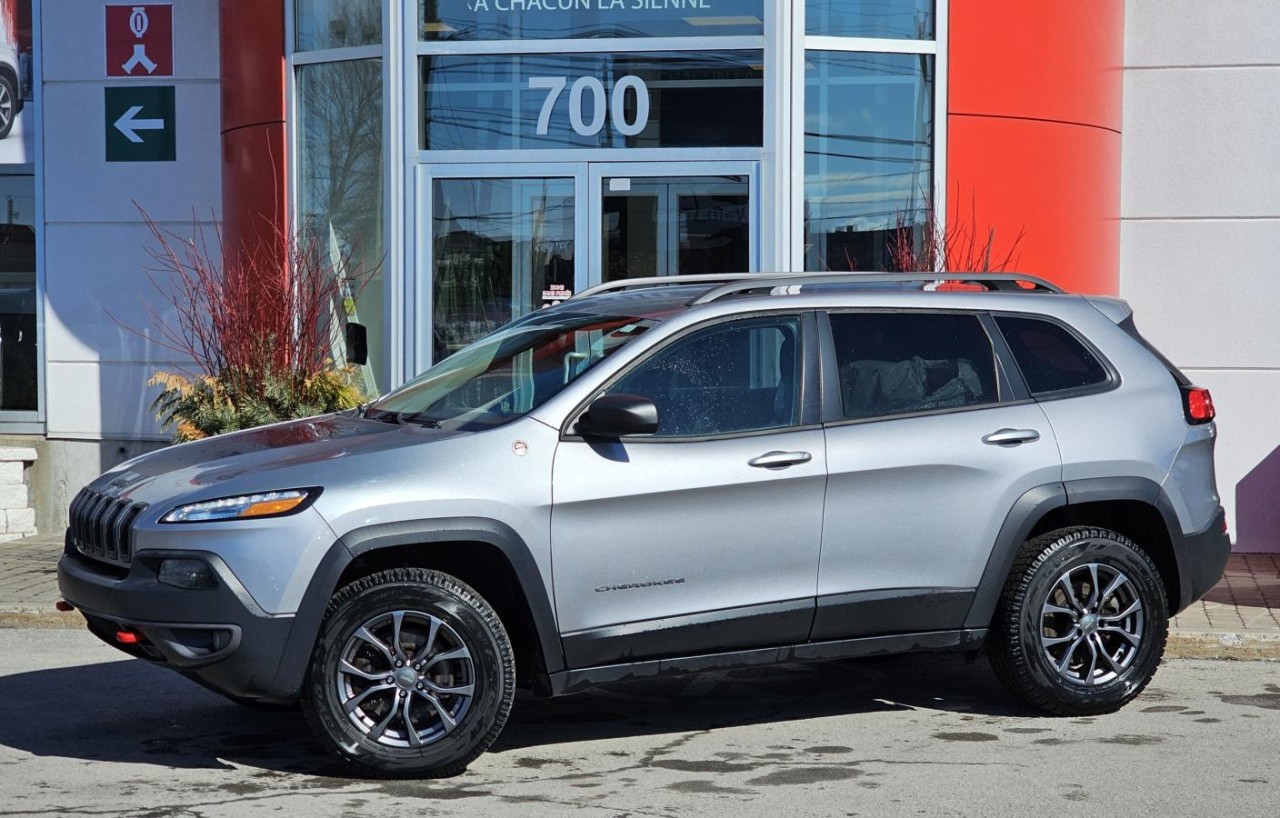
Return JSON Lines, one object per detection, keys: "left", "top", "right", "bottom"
{"left": 55, "top": 601, "right": 75, "bottom": 612}
{"left": 116, "top": 630, "right": 141, "bottom": 645}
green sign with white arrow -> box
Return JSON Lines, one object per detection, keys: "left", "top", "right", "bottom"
{"left": 105, "top": 86, "right": 176, "bottom": 162}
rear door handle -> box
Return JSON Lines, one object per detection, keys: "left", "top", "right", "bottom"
{"left": 749, "top": 451, "right": 813, "bottom": 469}
{"left": 982, "top": 428, "right": 1041, "bottom": 446}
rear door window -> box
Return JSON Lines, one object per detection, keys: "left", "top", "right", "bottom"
{"left": 995, "top": 316, "right": 1110, "bottom": 396}
{"left": 827, "top": 312, "right": 999, "bottom": 420}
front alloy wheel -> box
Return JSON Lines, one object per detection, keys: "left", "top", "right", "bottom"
{"left": 988, "top": 526, "right": 1168, "bottom": 716}
{"left": 303, "top": 568, "right": 514, "bottom": 777}
{"left": 336, "top": 610, "right": 476, "bottom": 748}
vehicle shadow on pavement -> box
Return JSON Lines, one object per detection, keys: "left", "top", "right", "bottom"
{"left": 0, "top": 652, "right": 1034, "bottom": 776}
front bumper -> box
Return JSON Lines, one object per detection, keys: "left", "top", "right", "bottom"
{"left": 57, "top": 541, "right": 304, "bottom": 704}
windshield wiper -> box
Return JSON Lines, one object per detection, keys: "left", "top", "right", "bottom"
{"left": 364, "top": 407, "right": 405, "bottom": 425}
{"left": 399, "top": 412, "right": 443, "bottom": 429}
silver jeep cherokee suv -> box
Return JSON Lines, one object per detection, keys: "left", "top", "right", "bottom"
{"left": 58, "top": 273, "right": 1230, "bottom": 777}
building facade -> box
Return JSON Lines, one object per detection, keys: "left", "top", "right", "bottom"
{"left": 3, "top": 0, "right": 1273, "bottom": 554}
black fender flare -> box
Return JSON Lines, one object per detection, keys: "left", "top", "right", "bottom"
{"left": 964, "top": 477, "right": 1183, "bottom": 629}
{"left": 268, "top": 517, "right": 565, "bottom": 701}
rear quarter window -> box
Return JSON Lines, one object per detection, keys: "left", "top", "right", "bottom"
{"left": 995, "top": 316, "right": 1110, "bottom": 396}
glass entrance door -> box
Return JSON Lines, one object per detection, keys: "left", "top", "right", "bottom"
{"left": 418, "top": 162, "right": 756, "bottom": 368}
{"left": 590, "top": 162, "right": 757, "bottom": 286}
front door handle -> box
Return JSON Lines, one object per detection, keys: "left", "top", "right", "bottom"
{"left": 982, "top": 428, "right": 1041, "bottom": 446}
{"left": 749, "top": 451, "right": 813, "bottom": 469}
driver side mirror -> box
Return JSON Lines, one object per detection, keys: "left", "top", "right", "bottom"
{"left": 577, "top": 393, "right": 658, "bottom": 437}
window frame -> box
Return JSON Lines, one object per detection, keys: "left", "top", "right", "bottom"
{"left": 990, "top": 312, "right": 1120, "bottom": 402}
{"left": 817, "top": 308, "right": 1017, "bottom": 426}
{"left": 561, "top": 310, "right": 822, "bottom": 443}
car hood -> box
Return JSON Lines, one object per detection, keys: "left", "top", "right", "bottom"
{"left": 93, "top": 413, "right": 465, "bottom": 507}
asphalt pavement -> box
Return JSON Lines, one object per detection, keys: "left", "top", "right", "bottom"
{"left": 0, "top": 630, "right": 1276, "bottom": 817}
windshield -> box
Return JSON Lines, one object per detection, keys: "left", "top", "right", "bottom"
{"left": 367, "top": 309, "right": 658, "bottom": 431}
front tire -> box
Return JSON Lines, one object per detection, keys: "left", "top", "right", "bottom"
{"left": 988, "top": 527, "right": 1168, "bottom": 716}
{"left": 301, "top": 568, "right": 515, "bottom": 777}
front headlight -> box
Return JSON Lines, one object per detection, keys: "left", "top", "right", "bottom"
{"left": 161, "top": 489, "right": 318, "bottom": 523}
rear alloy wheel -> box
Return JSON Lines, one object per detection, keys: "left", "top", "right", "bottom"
{"left": 302, "top": 568, "right": 514, "bottom": 777}
{"left": 988, "top": 527, "right": 1168, "bottom": 716}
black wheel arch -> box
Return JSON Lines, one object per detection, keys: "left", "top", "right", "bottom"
{"left": 268, "top": 518, "right": 564, "bottom": 703}
{"left": 966, "top": 477, "right": 1191, "bottom": 630}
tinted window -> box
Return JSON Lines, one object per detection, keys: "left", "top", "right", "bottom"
{"left": 997, "top": 316, "right": 1109, "bottom": 395}
{"left": 607, "top": 317, "right": 801, "bottom": 438}
{"left": 829, "top": 313, "right": 998, "bottom": 420}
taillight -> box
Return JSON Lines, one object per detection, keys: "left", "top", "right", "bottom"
{"left": 1183, "top": 386, "right": 1215, "bottom": 424}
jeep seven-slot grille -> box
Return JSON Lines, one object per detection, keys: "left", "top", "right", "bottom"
{"left": 69, "top": 489, "right": 145, "bottom": 567}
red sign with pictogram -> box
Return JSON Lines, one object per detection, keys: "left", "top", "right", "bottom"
{"left": 105, "top": 4, "right": 173, "bottom": 78}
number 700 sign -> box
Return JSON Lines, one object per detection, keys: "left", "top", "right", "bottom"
{"left": 529, "top": 75, "right": 651, "bottom": 138}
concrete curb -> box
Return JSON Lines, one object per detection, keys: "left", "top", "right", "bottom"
{"left": 0, "top": 609, "right": 83, "bottom": 629}
{"left": 1165, "top": 631, "right": 1280, "bottom": 661}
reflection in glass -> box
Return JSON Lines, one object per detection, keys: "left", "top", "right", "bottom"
{"left": 804, "top": 52, "right": 932, "bottom": 272}
{"left": 297, "top": 59, "right": 386, "bottom": 393}
{"left": 806, "top": 0, "right": 934, "bottom": 40}
{"left": 371, "top": 308, "right": 656, "bottom": 433}
{"left": 419, "top": 0, "right": 764, "bottom": 41}
{"left": 421, "top": 51, "right": 763, "bottom": 151}
{"left": 431, "top": 178, "right": 575, "bottom": 363}
{"left": 0, "top": 175, "right": 35, "bottom": 412}
{"left": 602, "top": 176, "right": 750, "bottom": 282}
{"left": 295, "top": 0, "right": 381, "bottom": 51}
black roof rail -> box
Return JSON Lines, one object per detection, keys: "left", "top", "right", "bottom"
{"left": 688, "top": 272, "right": 1064, "bottom": 305}
{"left": 573, "top": 273, "right": 756, "bottom": 299}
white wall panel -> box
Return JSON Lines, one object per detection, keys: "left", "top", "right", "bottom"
{"left": 41, "top": 0, "right": 221, "bottom": 82}
{"left": 40, "top": 0, "right": 221, "bottom": 441}
{"left": 1120, "top": 219, "right": 1280, "bottom": 369}
{"left": 1126, "top": 0, "right": 1280, "bottom": 68}
{"left": 43, "top": 223, "right": 200, "bottom": 364}
{"left": 1122, "top": 67, "right": 1280, "bottom": 219}
{"left": 41, "top": 81, "right": 222, "bottom": 224}
{"left": 45, "top": 362, "right": 168, "bottom": 440}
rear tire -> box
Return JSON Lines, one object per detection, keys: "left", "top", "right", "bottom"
{"left": 988, "top": 526, "right": 1168, "bottom": 716}
{"left": 301, "top": 568, "right": 515, "bottom": 778}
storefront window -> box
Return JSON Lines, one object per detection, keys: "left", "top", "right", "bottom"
{"left": 422, "top": 51, "right": 763, "bottom": 152}
{"left": 807, "top": 0, "right": 935, "bottom": 40}
{"left": 804, "top": 51, "right": 933, "bottom": 272}
{"left": 421, "top": 51, "right": 763, "bottom": 151}
{"left": 419, "top": 0, "right": 764, "bottom": 41}
{"left": 297, "top": 58, "right": 387, "bottom": 394}
{"left": 295, "top": 0, "right": 382, "bottom": 51}
{"left": 0, "top": 175, "right": 36, "bottom": 412}
{"left": 431, "top": 178, "right": 576, "bottom": 361}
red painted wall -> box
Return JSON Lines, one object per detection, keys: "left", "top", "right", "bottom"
{"left": 948, "top": 0, "right": 1124, "bottom": 294}
{"left": 219, "top": 0, "right": 287, "bottom": 267}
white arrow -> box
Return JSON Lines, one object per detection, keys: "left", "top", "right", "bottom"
{"left": 113, "top": 105, "right": 165, "bottom": 143}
